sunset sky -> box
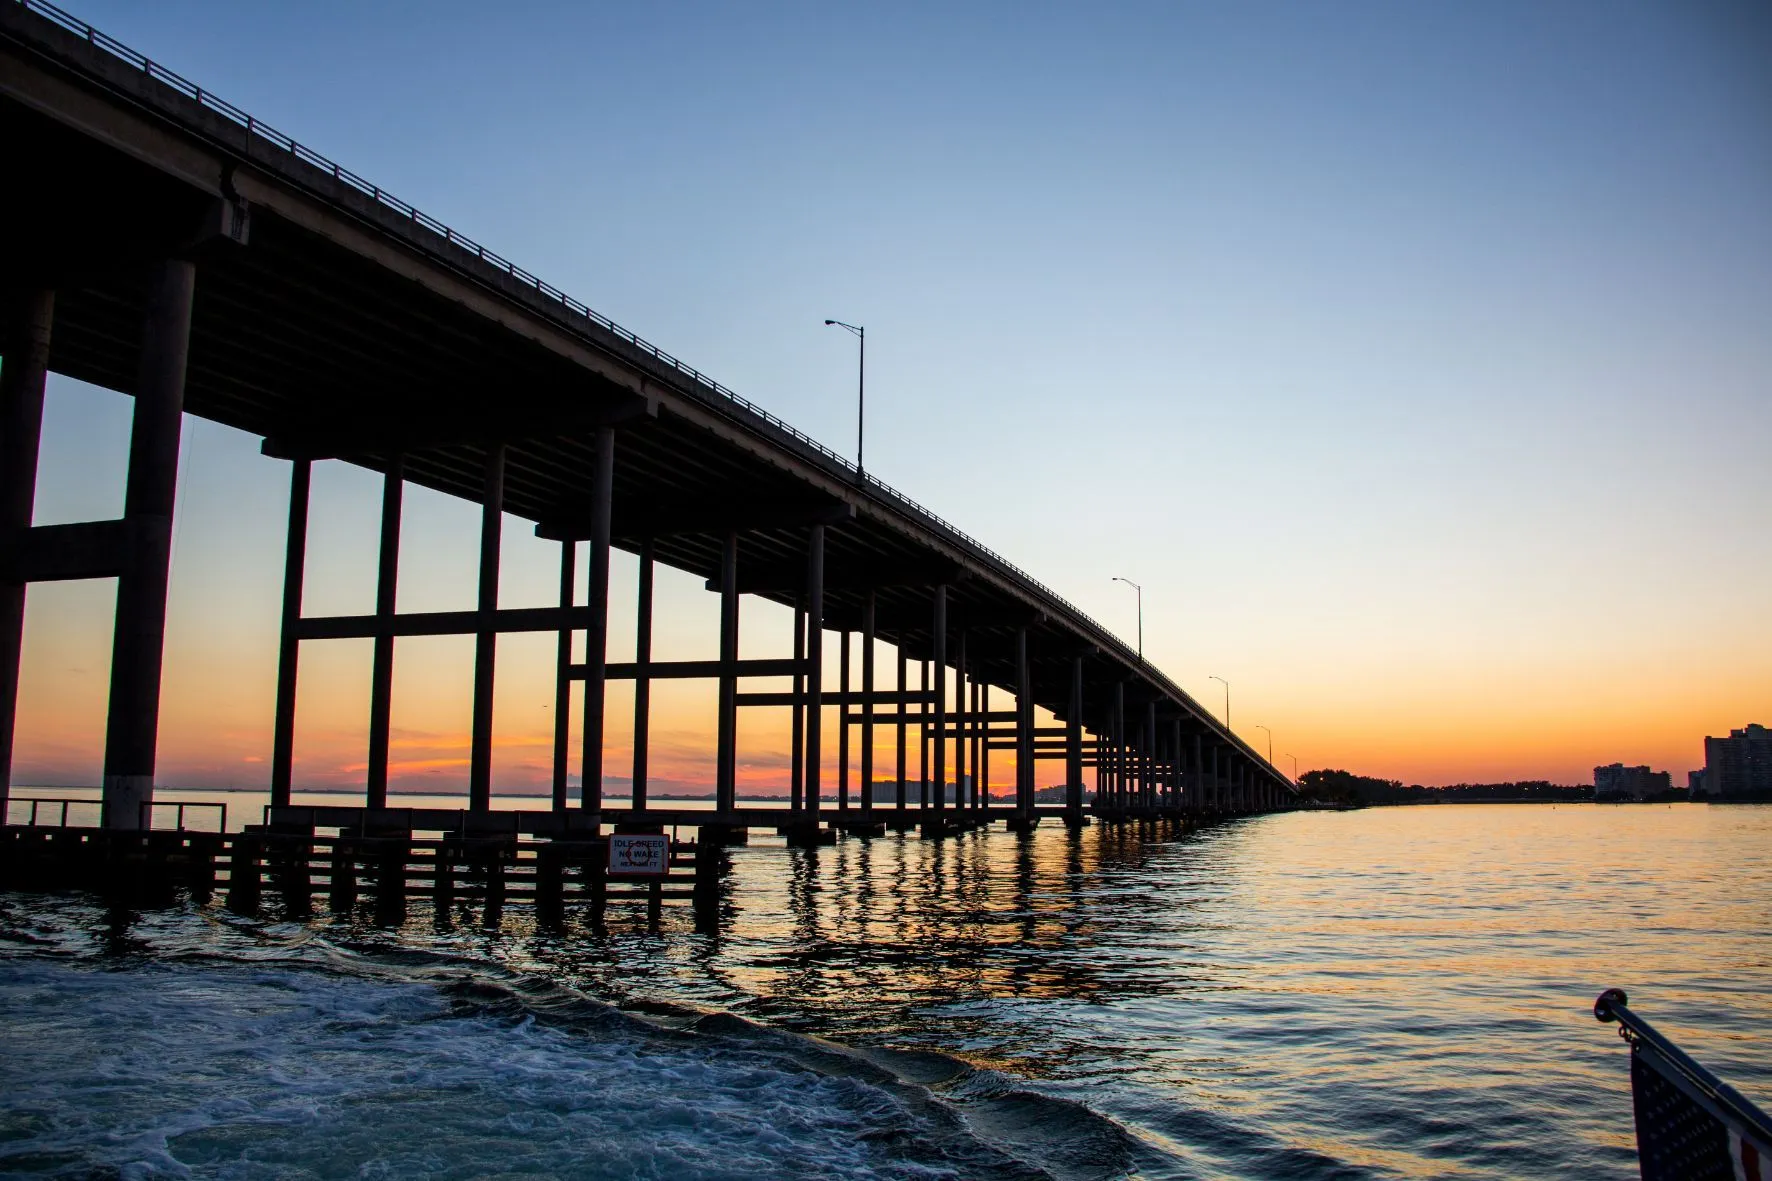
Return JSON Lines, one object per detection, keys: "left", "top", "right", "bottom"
{"left": 13, "top": 1, "right": 1771, "bottom": 793}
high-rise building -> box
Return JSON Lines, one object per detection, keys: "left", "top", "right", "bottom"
{"left": 1703, "top": 724, "right": 1772, "bottom": 799}
{"left": 1594, "top": 763, "right": 1672, "bottom": 801}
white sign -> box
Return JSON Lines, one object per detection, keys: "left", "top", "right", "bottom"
{"left": 608, "top": 833, "right": 669, "bottom": 876}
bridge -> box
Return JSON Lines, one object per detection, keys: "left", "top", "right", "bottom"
{"left": 0, "top": 0, "right": 1296, "bottom": 872}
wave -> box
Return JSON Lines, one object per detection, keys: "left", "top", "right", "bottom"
{"left": 0, "top": 901, "right": 1136, "bottom": 1180}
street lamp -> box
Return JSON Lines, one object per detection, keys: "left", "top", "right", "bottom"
{"left": 1209, "top": 675, "right": 1230, "bottom": 730}
{"left": 1285, "top": 752, "right": 1298, "bottom": 779}
{"left": 1253, "top": 723, "right": 1272, "bottom": 764}
{"left": 823, "top": 319, "right": 865, "bottom": 481}
{"left": 1111, "top": 576, "right": 1142, "bottom": 662}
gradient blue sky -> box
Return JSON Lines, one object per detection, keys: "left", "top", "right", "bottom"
{"left": 17, "top": 1, "right": 1772, "bottom": 788}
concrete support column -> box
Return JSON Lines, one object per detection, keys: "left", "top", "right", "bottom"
{"left": 790, "top": 591, "right": 804, "bottom": 810}
{"left": 837, "top": 629, "right": 851, "bottom": 810}
{"left": 102, "top": 259, "right": 195, "bottom": 830}
{"left": 929, "top": 585, "right": 947, "bottom": 825}
{"left": 1191, "top": 732, "right": 1204, "bottom": 816}
{"left": 918, "top": 659, "right": 930, "bottom": 808}
{"left": 551, "top": 538, "right": 577, "bottom": 811}
{"left": 269, "top": 459, "right": 310, "bottom": 808}
{"left": 0, "top": 289, "right": 53, "bottom": 813}
{"left": 580, "top": 426, "right": 614, "bottom": 810}
{"left": 1145, "top": 701, "right": 1158, "bottom": 811}
{"left": 953, "top": 629, "right": 967, "bottom": 811}
{"left": 468, "top": 444, "right": 505, "bottom": 811}
{"left": 894, "top": 644, "right": 907, "bottom": 812}
{"left": 1065, "top": 655, "right": 1083, "bottom": 819}
{"left": 804, "top": 524, "right": 825, "bottom": 814}
{"left": 631, "top": 537, "right": 654, "bottom": 810}
{"left": 978, "top": 679, "right": 989, "bottom": 811}
{"left": 1113, "top": 682, "right": 1126, "bottom": 814}
{"left": 716, "top": 530, "right": 739, "bottom": 814}
{"left": 1172, "top": 719, "right": 1184, "bottom": 811}
{"left": 366, "top": 456, "right": 403, "bottom": 809}
{"left": 861, "top": 591, "right": 876, "bottom": 816}
{"left": 1016, "top": 626, "right": 1033, "bottom": 819}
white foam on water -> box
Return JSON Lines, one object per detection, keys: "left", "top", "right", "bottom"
{"left": 0, "top": 953, "right": 1034, "bottom": 1179}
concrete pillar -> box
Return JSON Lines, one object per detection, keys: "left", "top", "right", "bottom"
{"left": 1, "top": 289, "right": 53, "bottom": 814}
{"left": 837, "top": 628, "right": 851, "bottom": 810}
{"left": 894, "top": 644, "right": 907, "bottom": 812}
{"left": 790, "top": 591, "right": 804, "bottom": 810}
{"left": 102, "top": 259, "right": 195, "bottom": 830}
{"left": 929, "top": 585, "right": 947, "bottom": 825}
{"left": 468, "top": 444, "right": 504, "bottom": 811}
{"left": 551, "top": 539, "right": 577, "bottom": 811}
{"left": 1113, "top": 682, "right": 1125, "bottom": 813}
{"left": 366, "top": 456, "right": 403, "bottom": 809}
{"left": 716, "top": 530, "right": 739, "bottom": 814}
{"left": 1145, "top": 701, "right": 1158, "bottom": 811}
{"left": 861, "top": 591, "right": 876, "bottom": 816}
{"left": 953, "top": 629, "right": 967, "bottom": 811}
{"left": 918, "top": 658, "right": 930, "bottom": 808}
{"left": 580, "top": 426, "right": 614, "bottom": 810}
{"left": 1172, "top": 719, "right": 1184, "bottom": 812}
{"left": 1016, "top": 626, "right": 1033, "bottom": 818}
{"left": 269, "top": 459, "right": 310, "bottom": 808}
{"left": 1066, "top": 655, "right": 1083, "bottom": 818}
{"left": 631, "top": 537, "right": 653, "bottom": 810}
{"left": 1191, "top": 732, "right": 1203, "bottom": 816}
{"left": 804, "top": 524, "right": 825, "bottom": 814}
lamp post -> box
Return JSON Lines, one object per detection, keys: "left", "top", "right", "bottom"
{"left": 1285, "top": 752, "right": 1298, "bottom": 779}
{"left": 823, "top": 319, "right": 864, "bottom": 481}
{"left": 1111, "top": 576, "right": 1142, "bottom": 662}
{"left": 1254, "top": 723, "right": 1272, "bottom": 764}
{"left": 1209, "top": 675, "right": 1230, "bottom": 730}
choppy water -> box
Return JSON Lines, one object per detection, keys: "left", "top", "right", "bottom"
{"left": 3, "top": 803, "right": 1768, "bottom": 1179}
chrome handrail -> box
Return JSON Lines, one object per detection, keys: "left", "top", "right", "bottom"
{"left": 1595, "top": 988, "right": 1772, "bottom": 1145}
{"left": 7, "top": 0, "right": 1280, "bottom": 779}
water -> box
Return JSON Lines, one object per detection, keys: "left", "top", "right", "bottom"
{"left": 3, "top": 803, "right": 1768, "bottom": 1178}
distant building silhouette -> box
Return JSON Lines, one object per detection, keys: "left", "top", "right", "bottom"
{"left": 1702, "top": 724, "right": 1772, "bottom": 799}
{"left": 1594, "top": 763, "right": 1671, "bottom": 801}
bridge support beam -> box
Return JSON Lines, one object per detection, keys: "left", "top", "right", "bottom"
{"left": 837, "top": 628, "right": 850, "bottom": 811}
{"left": 894, "top": 644, "right": 907, "bottom": 816}
{"left": 102, "top": 259, "right": 194, "bottom": 830}
{"left": 716, "top": 530, "right": 739, "bottom": 814}
{"left": 1065, "top": 655, "right": 1084, "bottom": 824}
{"left": 269, "top": 459, "right": 310, "bottom": 809}
{"left": 631, "top": 537, "right": 654, "bottom": 810}
{"left": 860, "top": 591, "right": 876, "bottom": 819}
{"left": 804, "top": 524, "right": 825, "bottom": 815}
{"left": 366, "top": 456, "right": 403, "bottom": 809}
{"left": 580, "top": 426, "right": 615, "bottom": 812}
{"left": 552, "top": 538, "right": 577, "bottom": 810}
{"left": 468, "top": 444, "right": 505, "bottom": 812}
{"left": 923, "top": 585, "right": 947, "bottom": 837}
{"left": 0, "top": 288, "right": 53, "bottom": 817}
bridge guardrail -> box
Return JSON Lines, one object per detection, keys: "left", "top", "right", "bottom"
{"left": 11, "top": 0, "right": 1283, "bottom": 783}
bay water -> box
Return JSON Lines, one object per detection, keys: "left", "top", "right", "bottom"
{"left": 2, "top": 802, "right": 1767, "bottom": 1178}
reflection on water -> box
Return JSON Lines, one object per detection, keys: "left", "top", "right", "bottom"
{"left": 7, "top": 802, "right": 1770, "bottom": 1178}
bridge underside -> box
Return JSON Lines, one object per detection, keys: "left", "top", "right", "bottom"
{"left": 0, "top": 3, "right": 1295, "bottom": 841}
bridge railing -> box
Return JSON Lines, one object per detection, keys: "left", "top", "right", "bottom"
{"left": 13, "top": 0, "right": 1285, "bottom": 784}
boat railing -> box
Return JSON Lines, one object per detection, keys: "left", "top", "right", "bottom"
{"left": 1594, "top": 988, "right": 1772, "bottom": 1178}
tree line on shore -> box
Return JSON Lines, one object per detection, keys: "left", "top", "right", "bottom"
{"left": 1296, "top": 769, "right": 1592, "bottom": 806}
